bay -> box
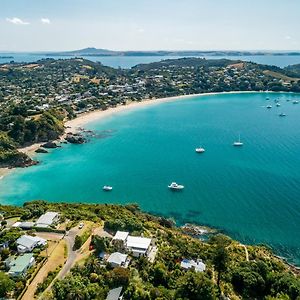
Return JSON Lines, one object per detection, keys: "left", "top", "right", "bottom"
{"left": 1, "top": 92, "right": 300, "bottom": 264}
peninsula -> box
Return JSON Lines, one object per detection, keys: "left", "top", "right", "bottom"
{"left": 0, "top": 201, "right": 299, "bottom": 299}
{"left": 1, "top": 57, "right": 300, "bottom": 171}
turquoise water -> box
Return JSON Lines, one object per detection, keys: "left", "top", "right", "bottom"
{"left": 1, "top": 53, "right": 300, "bottom": 68}
{"left": 1, "top": 92, "right": 300, "bottom": 264}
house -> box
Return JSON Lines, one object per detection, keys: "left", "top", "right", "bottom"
{"left": 112, "top": 231, "right": 129, "bottom": 243}
{"left": 35, "top": 212, "right": 59, "bottom": 228}
{"left": 125, "top": 236, "right": 152, "bottom": 257}
{"left": 7, "top": 253, "right": 35, "bottom": 276}
{"left": 12, "top": 221, "right": 35, "bottom": 229}
{"left": 180, "top": 259, "right": 206, "bottom": 272}
{"left": 107, "top": 252, "right": 128, "bottom": 268}
{"left": 106, "top": 287, "right": 123, "bottom": 300}
{"left": 16, "top": 235, "right": 47, "bottom": 253}
{"left": 112, "top": 231, "right": 153, "bottom": 257}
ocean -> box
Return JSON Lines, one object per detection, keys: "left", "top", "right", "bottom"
{"left": 0, "top": 53, "right": 300, "bottom": 68}
{"left": 1, "top": 92, "right": 300, "bottom": 265}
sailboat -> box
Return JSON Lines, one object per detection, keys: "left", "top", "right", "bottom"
{"left": 233, "top": 134, "right": 243, "bottom": 147}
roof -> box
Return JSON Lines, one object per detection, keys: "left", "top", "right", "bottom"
{"left": 19, "top": 222, "right": 35, "bottom": 228}
{"left": 107, "top": 252, "right": 127, "bottom": 265}
{"left": 17, "top": 235, "right": 46, "bottom": 249}
{"left": 126, "top": 236, "right": 151, "bottom": 250}
{"left": 180, "top": 259, "right": 206, "bottom": 272}
{"left": 36, "top": 212, "right": 58, "bottom": 227}
{"left": 8, "top": 254, "right": 34, "bottom": 274}
{"left": 106, "top": 287, "right": 122, "bottom": 300}
{"left": 113, "top": 231, "right": 129, "bottom": 241}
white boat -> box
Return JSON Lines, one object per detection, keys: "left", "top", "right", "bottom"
{"left": 279, "top": 113, "right": 286, "bottom": 117}
{"left": 103, "top": 185, "right": 113, "bottom": 191}
{"left": 195, "top": 147, "right": 205, "bottom": 153}
{"left": 233, "top": 134, "right": 243, "bottom": 147}
{"left": 293, "top": 100, "right": 299, "bottom": 104}
{"left": 276, "top": 103, "right": 281, "bottom": 107}
{"left": 266, "top": 105, "right": 272, "bottom": 109}
{"left": 168, "top": 182, "right": 184, "bottom": 190}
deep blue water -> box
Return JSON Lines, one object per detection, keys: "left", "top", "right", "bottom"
{"left": 0, "top": 53, "right": 300, "bottom": 68}
{"left": 0, "top": 92, "right": 300, "bottom": 264}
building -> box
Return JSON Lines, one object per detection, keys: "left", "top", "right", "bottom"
{"left": 180, "top": 259, "right": 206, "bottom": 272}
{"left": 12, "top": 221, "right": 35, "bottom": 229}
{"left": 16, "top": 235, "right": 47, "bottom": 253}
{"left": 112, "top": 231, "right": 153, "bottom": 257}
{"left": 35, "top": 212, "right": 59, "bottom": 228}
{"left": 125, "top": 236, "right": 152, "bottom": 257}
{"left": 112, "top": 231, "right": 129, "bottom": 243}
{"left": 107, "top": 252, "right": 128, "bottom": 268}
{"left": 106, "top": 287, "right": 123, "bottom": 300}
{"left": 7, "top": 253, "right": 35, "bottom": 276}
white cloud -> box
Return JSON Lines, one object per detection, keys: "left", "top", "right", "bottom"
{"left": 41, "top": 18, "right": 51, "bottom": 24}
{"left": 6, "top": 17, "right": 30, "bottom": 25}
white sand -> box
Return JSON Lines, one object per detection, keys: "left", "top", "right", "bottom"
{"left": 0, "top": 90, "right": 263, "bottom": 178}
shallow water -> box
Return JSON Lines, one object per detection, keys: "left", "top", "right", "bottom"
{"left": 1, "top": 92, "right": 300, "bottom": 264}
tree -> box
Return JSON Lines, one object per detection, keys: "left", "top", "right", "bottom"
{"left": 0, "top": 272, "right": 15, "bottom": 298}
{"left": 212, "top": 244, "right": 229, "bottom": 292}
{"left": 176, "top": 271, "right": 217, "bottom": 300}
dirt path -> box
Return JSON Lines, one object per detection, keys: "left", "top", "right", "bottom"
{"left": 22, "top": 239, "right": 66, "bottom": 300}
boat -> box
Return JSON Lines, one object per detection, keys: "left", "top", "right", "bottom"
{"left": 276, "top": 103, "right": 281, "bottom": 107}
{"left": 233, "top": 134, "right": 243, "bottom": 147}
{"left": 103, "top": 185, "right": 113, "bottom": 191}
{"left": 266, "top": 105, "right": 272, "bottom": 109}
{"left": 168, "top": 182, "right": 184, "bottom": 190}
{"left": 279, "top": 113, "right": 286, "bottom": 117}
{"left": 195, "top": 147, "right": 205, "bottom": 153}
{"left": 293, "top": 100, "right": 299, "bottom": 104}
{"left": 266, "top": 97, "right": 270, "bottom": 100}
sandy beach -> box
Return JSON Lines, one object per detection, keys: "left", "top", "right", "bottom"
{"left": 0, "top": 91, "right": 262, "bottom": 179}
{"left": 65, "top": 91, "right": 259, "bottom": 131}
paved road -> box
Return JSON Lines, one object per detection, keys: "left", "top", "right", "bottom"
{"left": 57, "top": 226, "right": 80, "bottom": 279}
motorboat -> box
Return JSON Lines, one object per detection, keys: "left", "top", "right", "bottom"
{"left": 195, "top": 147, "right": 205, "bottom": 153}
{"left": 168, "top": 182, "right": 184, "bottom": 190}
{"left": 266, "top": 105, "right": 272, "bottom": 109}
{"left": 103, "top": 185, "right": 113, "bottom": 191}
{"left": 279, "top": 113, "right": 286, "bottom": 117}
{"left": 293, "top": 100, "right": 299, "bottom": 104}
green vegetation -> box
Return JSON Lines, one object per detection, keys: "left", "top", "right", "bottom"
{"left": 1, "top": 201, "right": 300, "bottom": 299}
{"left": 0, "top": 57, "right": 300, "bottom": 169}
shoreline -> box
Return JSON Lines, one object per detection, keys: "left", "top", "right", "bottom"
{"left": 0, "top": 90, "right": 291, "bottom": 178}
{"left": 65, "top": 91, "right": 259, "bottom": 131}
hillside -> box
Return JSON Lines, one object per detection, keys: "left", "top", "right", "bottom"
{"left": 0, "top": 201, "right": 299, "bottom": 299}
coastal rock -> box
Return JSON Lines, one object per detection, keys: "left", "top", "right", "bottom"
{"left": 41, "top": 141, "right": 59, "bottom": 149}
{"left": 65, "top": 133, "right": 86, "bottom": 144}
{"left": 35, "top": 148, "right": 49, "bottom": 154}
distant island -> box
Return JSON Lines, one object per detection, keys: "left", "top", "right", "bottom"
{"left": 0, "top": 56, "right": 13, "bottom": 59}
{"left": 44, "top": 47, "right": 300, "bottom": 57}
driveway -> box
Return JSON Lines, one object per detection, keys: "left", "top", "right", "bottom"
{"left": 57, "top": 226, "right": 80, "bottom": 279}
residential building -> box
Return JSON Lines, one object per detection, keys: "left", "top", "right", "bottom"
{"left": 35, "top": 211, "right": 59, "bottom": 228}
{"left": 180, "top": 259, "right": 206, "bottom": 272}
{"left": 125, "top": 236, "right": 152, "bottom": 257}
{"left": 107, "top": 252, "right": 128, "bottom": 268}
{"left": 7, "top": 253, "right": 35, "bottom": 276}
{"left": 16, "top": 235, "right": 47, "bottom": 253}
{"left": 106, "top": 287, "right": 123, "bottom": 300}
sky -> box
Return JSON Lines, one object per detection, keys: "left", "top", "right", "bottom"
{"left": 0, "top": 0, "right": 300, "bottom": 52}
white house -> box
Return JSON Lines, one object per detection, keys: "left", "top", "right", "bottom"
{"left": 107, "top": 252, "right": 128, "bottom": 268}
{"left": 125, "top": 236, "right": 152, "bottom": 257}
{"left": 112, "top": 231, "right": 129, "bottom": 243}
{"left": 16, "top": 235, "right": 47, "bottom": 253}
{"left": 35, "top": 212, "right": 59, "bottom": 228}
{"left": 180, "top": 259, "right": 206, "bottom": 272}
